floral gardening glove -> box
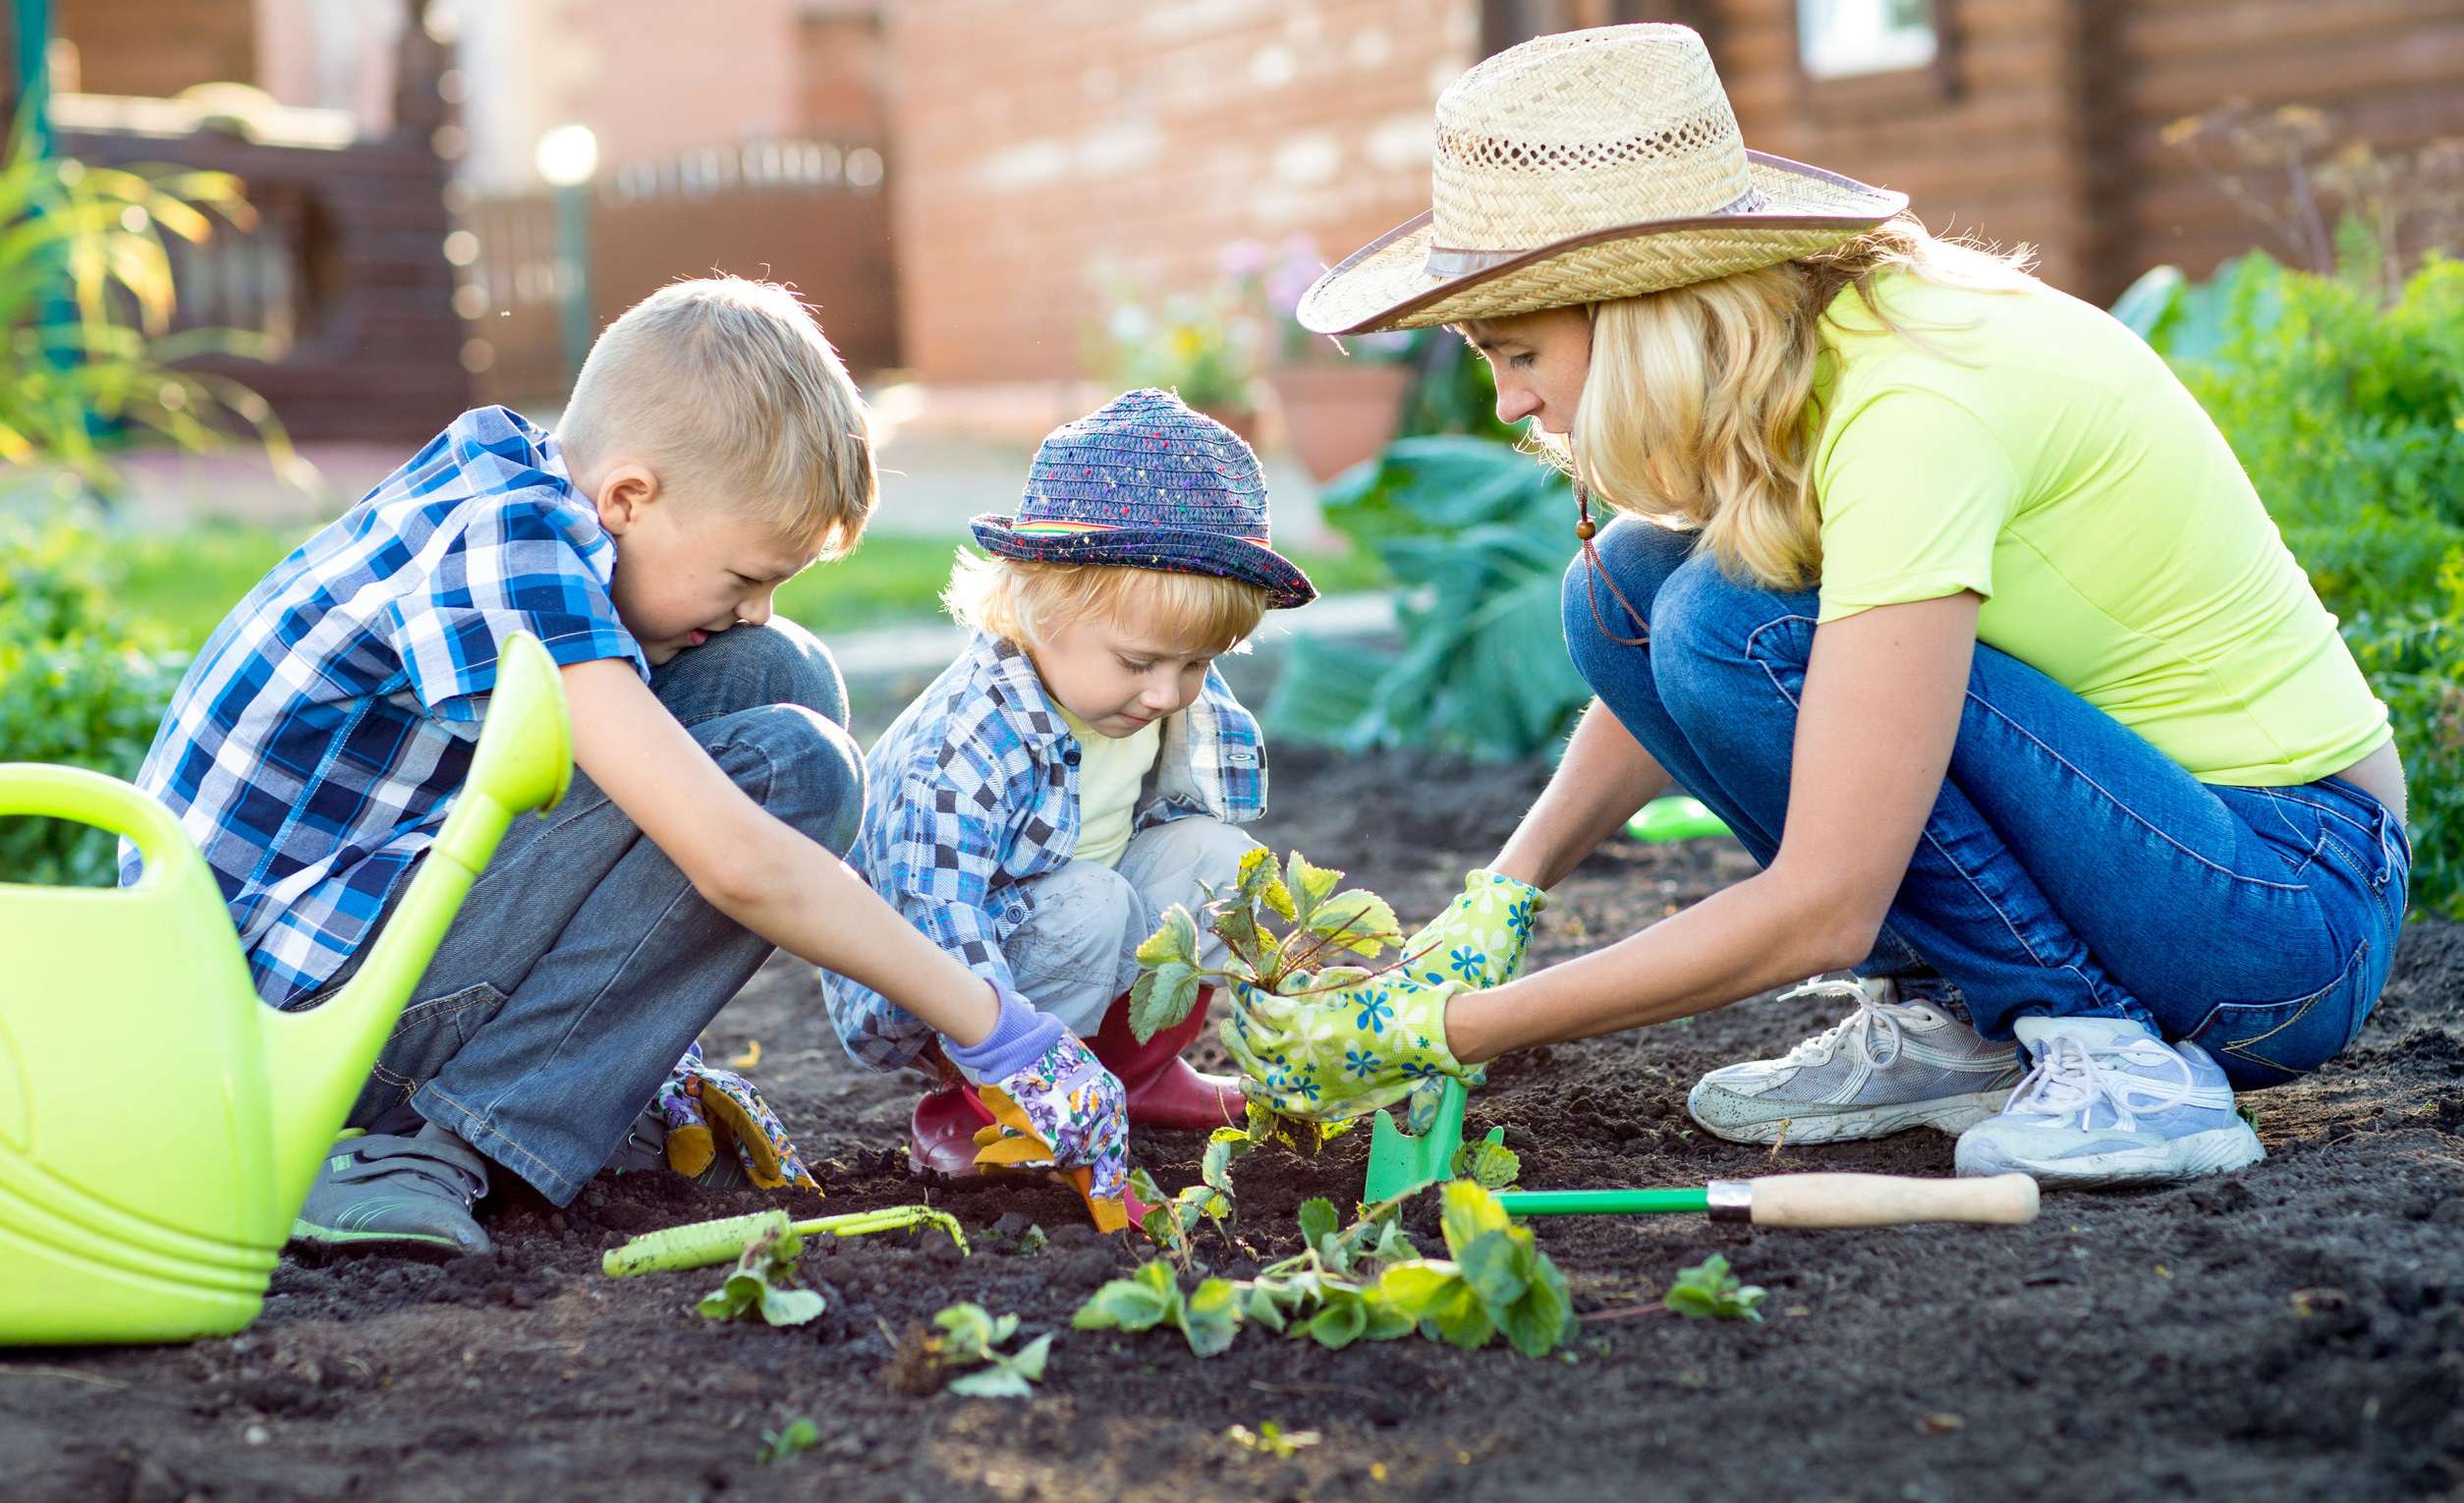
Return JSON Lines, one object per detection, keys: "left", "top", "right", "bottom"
{"left": 1402, "top": 869, "right": 1546, "bottom": 989}
{"left": 943, "top": 983, "right": 1129, "bottom": 1212}
{"left": 655, "top": 1040, "right": 818, "bottom": 1191}
{"left": 1396, "top": 869, "right": 1544, "bottom": 1131}
{"left": 1218, "top": 970, "right": 1472, "bottom": 1124}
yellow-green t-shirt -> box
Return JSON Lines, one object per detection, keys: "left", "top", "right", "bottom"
{"left": 1057, "top": 705, "right": 1160, "bottom": 867}
{"left": 1809, "top": 271, "right": 2389, "bottom": 786}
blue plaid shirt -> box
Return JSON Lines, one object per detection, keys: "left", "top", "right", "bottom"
{"left": 123, "top": 407, "right": 648, "bottom": 1007}
{"left": 828, "top": 631, "right": 1266, "bottom": 1070}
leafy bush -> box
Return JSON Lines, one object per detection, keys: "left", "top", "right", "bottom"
{"left": 0, "top": 512, "right": 184, "bottom": 887}
{"left": 1266, "top": 436, "right": 1586, "bottom": 758}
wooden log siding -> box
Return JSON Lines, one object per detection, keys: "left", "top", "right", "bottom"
{"left": 58, "top": 125, "right": 472, "bottom": 444}
{"left": 459, "top": 138, "right": 900, "bottom": 413}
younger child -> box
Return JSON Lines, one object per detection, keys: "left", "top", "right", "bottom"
{"left": 129, "top": 278, "right": 1125, "bottom": 1254}
{"left": 831, "top": 389, "right": 1316, "bottom": 1176}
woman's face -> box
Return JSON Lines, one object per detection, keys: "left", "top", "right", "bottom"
{"left": 1460, "top": 308, "right": 1593, "bottom": 435}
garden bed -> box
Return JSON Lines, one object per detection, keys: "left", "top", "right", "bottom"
{"left": 6, "top": 746, "right": 2460, "bottom": 1501}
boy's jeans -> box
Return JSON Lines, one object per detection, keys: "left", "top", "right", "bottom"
{"left": 1566, "top": 519, "right": 2409, "bottom": 1089}
{"left": 998, "top": 816, "right": 1260, "bottom": 1039}
{"left": 289, "top": 620, "right": 864, "bottom": 1203}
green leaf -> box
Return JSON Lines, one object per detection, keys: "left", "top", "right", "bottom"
{"left": 1210, "top": 900, "right": 1279, "bottom": 974}
{"left": 933, "top": 1302, "right": 997, "bottom": 1355}
{"left": 1074, "top": 1263, "right": 1178, "bottom": 1332}
{"left": 1452, "top": 1138, "right": 1522, "bottom": 1191}
{"left": 946, "top": 1366, "right": 1033, "bottom": 1398}
{"left": 1130, "top": 960, "right": 1203, "bottom": 1043}
{"left": 1371, "top": 1260, "right": 1462, "bottom": 1319}
{"left": 1662, "top": 1253, "right": 1766, "bottom": 1322}
{"left": 1306, "top": 1291, "right": 1370, "bottom": 1350}
{"left": 1284, "top": 852, "right": 1343, "bottom": 925}
{"left": 1439, "top": 1179, "right": 1515, "bottom": 1258}
{"left": 756, "top": 1284, "right": 826, "bottom": 1326}
{"left": 1296, "top": 1197, "right": 1340, "bottom": 1252}
{"left": 1420, "top": 1281, "right": 1497, "bottom": 1351}
{"left": 1305, "top": 889, "right": 1402, "bottom": 956}
{"left": 1136, "top": 905, "right": 1201, "bottom": 968}
{"left": 1237, "top": 845, "right": 1295, "bottom": 921}
{"left": 757, "top": 1418, "right": 819, "bottom": 1464}
{"left": 1456, "top": 1229, "right": 1531, "bottom": 1310}
{"left": 1494, "top": 1249, "right": 1573, "bottom": 1359}
{"left": 1200, "top": 1131, "right": 1244, "bottom": 1195}
{"left": 1181, "top": 1277, "right": 1245, "bottom": 1357}
{"left": 1006, "top": 1331, "right": 1053, "bottom": 1382}
{"left": 1244, "top": 1285, "right": 1289, "bottom": 1332}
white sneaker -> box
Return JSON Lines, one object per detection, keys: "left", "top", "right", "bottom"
{"left": 1687, "top": 977, "right": 2023, "bottom": 1144}
{"left": 1954, "top": 1015, "right": 2265, "bottom": 1187}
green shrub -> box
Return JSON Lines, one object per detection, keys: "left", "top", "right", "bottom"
{"left": 1265, "top": 437, "right": 1585, "bottom": 758}
{"left": 0, "top": 512, "right": 184, "bottom": 887}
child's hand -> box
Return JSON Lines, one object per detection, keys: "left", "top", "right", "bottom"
{"left": 976, "top": 1035, "right": 1130, "bottom": 1203}
{"left": 1401, "top": 869, "right": 1546, "bottom": 990}
{"left": 1218, "top": 971, "right": 1472, "bottom": 1122}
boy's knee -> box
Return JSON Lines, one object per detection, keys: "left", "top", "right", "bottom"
{"left": 1139, "top": 816, "right": 1259, "bottom": 884}
{"left": 677, "top": 620, "right": 851, "bottom": 726}
{"left": 713, "top": 703, "right": 866, "bottom": 854}
{"left": 1013, "top": 861, "right": 1147, "bottom": 971}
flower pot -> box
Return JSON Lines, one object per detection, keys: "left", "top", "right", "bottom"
{"left": 1266, "top": 362, "right": 1415, "bottom": 484}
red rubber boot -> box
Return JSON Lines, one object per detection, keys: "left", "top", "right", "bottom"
{"left": 907, "top": 1042, "right": 997, "bottom": 1178}
{"left": 1086, "top": 986, "right": 1246, "bottom": 1131}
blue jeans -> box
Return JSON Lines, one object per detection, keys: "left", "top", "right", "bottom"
{"left": 1564, "top": 519, "right": 2409, "bottom": 1090}
{"left": 293, "top": 620, "right": 865, "bottom": 1203}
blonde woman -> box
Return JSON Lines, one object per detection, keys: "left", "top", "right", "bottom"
{"left": 1224, "top": 25, "right": 2408, "bottom": 1187}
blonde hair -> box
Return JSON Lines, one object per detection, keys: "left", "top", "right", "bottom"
{"left": 557, "top": 276, "right": 874, "bottom": 557}
{"left": 1565, "top": 218, "right": 2036, "bottom": 589}
{"left": 943, "top": 552, "right": 1267, "bottom": 653}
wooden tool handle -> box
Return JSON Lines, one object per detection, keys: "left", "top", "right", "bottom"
{"left": 1743, "top": 1172, "right": 2039, "bottom": 1228}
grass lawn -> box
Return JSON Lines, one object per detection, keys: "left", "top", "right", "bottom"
{"left": 114, "top": 522, "right": 1390, "bottom": 652}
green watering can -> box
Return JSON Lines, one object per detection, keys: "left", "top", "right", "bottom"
{"left": 0, "top": 632, "right": 571, "bottom": 1345}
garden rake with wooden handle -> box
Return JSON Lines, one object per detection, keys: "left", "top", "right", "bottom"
{"left": 1369, "top": 1078, "right": 2039, "bottom": 1228}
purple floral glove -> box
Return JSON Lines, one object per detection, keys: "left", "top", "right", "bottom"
{"left": 945, "top": 984, "right": 1129, "bottom": 1204}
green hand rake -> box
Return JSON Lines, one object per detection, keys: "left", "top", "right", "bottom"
{"left": 1366, "top": 1078, "right": 2039, "bottom": 1228}
{"left": 602, "top": 1204, "right": 970, "bottom": 1278}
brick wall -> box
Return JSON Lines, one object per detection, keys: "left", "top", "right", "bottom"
{"left": 885, "top": 0, "right": 1480, "bottom": 384}
{"left": 796, "top": 7, "right": 889, "bottom": 143}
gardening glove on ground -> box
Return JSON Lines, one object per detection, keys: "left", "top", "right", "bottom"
{"left": 947, "top": 983, "right": 1130, "bottom": 1207}
{"left": 1219, "top": 971, "right": 1472, "bottom": 1123}
{"left": 1396, "top": 870, "right": 1544, "bottom": 1129}
{"left": 651, "top": 1041, "right": 819, "bottom": 1193}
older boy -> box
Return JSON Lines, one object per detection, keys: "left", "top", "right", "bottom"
{"left": 828, "top": 389, "right": 1318, "bottom": 1178}
{"left": 129, "top": 278, "right": 1122, "bottom": 1253}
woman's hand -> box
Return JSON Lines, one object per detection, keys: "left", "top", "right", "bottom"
{"left": 1218, "top": 971, "right": 1471, "bottom": 1121}
{"left": 1402, "top": 869, "right": 1547, "bottom": 988}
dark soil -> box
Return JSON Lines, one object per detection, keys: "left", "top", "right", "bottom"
{"left": 8, "top": 743, "right": 2462, "bottom": 1502}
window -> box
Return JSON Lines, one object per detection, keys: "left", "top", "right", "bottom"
{"left": 1797, "top": 0, "right": 1937, "bottom": 80}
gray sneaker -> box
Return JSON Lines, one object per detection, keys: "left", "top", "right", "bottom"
{"left": 290, "top": 1132, "right": 491, "bottom": 1254}
{"left": 1688, "top": 977, "right": 2023, "bottom": 1144}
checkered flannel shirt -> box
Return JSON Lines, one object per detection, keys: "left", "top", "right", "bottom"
{"left": 122, "top": 406, "right": 648, "bottom": 1007}
{"left": 827, "top": 630, "right": 1266, "bottom": 1070}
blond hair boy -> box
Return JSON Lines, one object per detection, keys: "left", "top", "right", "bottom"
{"left": 133, "top": 277, "right": 1117, "bottom": 1253}
{"left": 828, "top": 388, "right": 1316, "bottom": 1178}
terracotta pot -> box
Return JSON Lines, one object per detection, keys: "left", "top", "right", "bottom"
{"left": 1266, "top": 362, "right": 1415, "bottom": 483}
{"left": 1192, "top": 402, "right": 1262, "bottom": 448}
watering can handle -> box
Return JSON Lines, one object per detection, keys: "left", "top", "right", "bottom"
{"left": 0, "top": 763, "right": 205, "bottom": 892}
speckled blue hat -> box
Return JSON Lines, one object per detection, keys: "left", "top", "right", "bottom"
{"left": 969, "top": 389, "right": 1317, "bottom": 610}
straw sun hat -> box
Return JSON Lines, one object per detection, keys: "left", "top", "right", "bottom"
{"left": 1297, "top": 24, "right": 1908, "bottom": 336}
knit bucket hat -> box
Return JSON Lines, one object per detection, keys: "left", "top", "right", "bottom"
{"left": 970, "top": 389, "right": 1317, "bottom": 610}
{"left": 1298, "top": 23, "right": 1908, "bottom": 336}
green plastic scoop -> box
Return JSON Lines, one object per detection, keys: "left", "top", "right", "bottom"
{"left": 1626, "top": 795, "right": 1732, "bottom": 843}
{"left": 0, "top": 633, "right": 572, "bottom": 1345}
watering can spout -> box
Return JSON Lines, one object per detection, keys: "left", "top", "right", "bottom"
{"left": 260, "top": 635, "right": 573, "bottom": 1212}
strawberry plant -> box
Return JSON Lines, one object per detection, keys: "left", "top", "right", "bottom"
{"left": 1128, "top": 847, "right": 1404, "bottom": 1042}
{"left": 1661, "top": 1253, "right": 1765, "bottom": 1322}
{"left": 1076, "top": 1182, "right": 1573, "bottom": 1360}
{"left": 924, "top": 1304, "right": 1053, "bottom": 1397}
{"left": 694, "top": 1220, "right": 825, "bottom": 1327}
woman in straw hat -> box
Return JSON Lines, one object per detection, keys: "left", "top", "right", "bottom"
{"left": 1223, "top": 23, "right": 2407, "bottom": 1187}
